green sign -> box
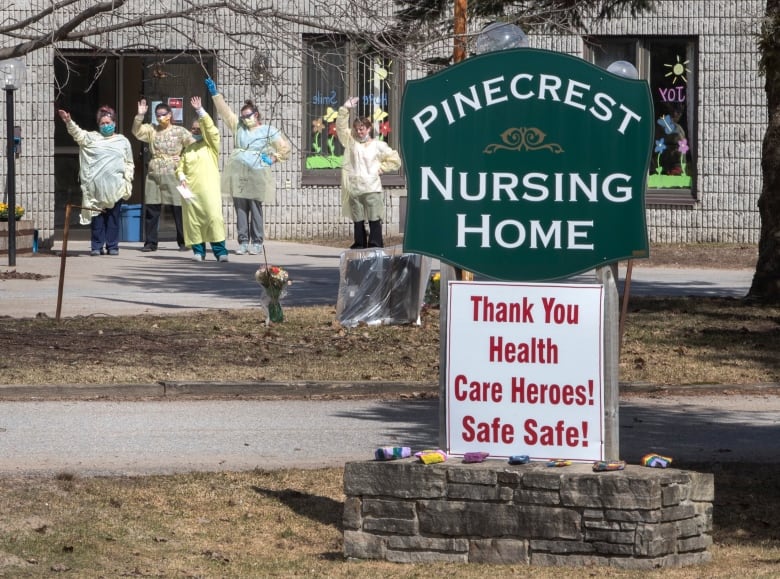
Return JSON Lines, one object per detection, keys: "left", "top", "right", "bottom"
{"left": 401, "top": 48, "right": 653, "bottom": 281}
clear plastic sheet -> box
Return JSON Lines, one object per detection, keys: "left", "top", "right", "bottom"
{"left": 336, "top": 246, "right": 432, "bottom": 327}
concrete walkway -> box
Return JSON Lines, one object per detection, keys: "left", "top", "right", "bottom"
{"left": 1, "top": 239, "right": 755, "bottom": 319}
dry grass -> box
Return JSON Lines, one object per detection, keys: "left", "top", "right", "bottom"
{"left": 0, "top": 465, "right": 778, "bottom": 577}
{"left": 0, "top": 297, "right": 777, "bottom": 388}
{"left": 619, "top": 297, "right": 780, "bottom": 386}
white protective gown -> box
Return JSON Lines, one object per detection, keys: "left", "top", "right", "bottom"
{"left": 66, "top": 120, "right": 134, "bottom": 225}
{"left": 335, "top": 106, "right": 401, "bottom": 220}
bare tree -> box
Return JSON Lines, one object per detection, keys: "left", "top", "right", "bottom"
{"left": 751, "top": 0, "right": 780, "bottom": 302}
{"left": 0, "top": 1, "right": 655, "bottom": 74}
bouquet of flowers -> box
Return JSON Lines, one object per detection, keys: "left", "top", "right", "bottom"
{"left": 0, "top": 203, "right": 24, "bottom": 221}
{"left": 255, "top": 265, "right": 291, "bottom": 323}
{"left": 424, "top": 271, "right": 441, "bottom": 308}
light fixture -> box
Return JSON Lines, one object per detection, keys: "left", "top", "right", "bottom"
{"left": 1, "top": 57, "right": 26, "bottom": 267}
{"left": 606, "top": 60, "right": 639, "bottom": 80}
{"left": 474, "top": 22, "right": 529, "bottom": 54}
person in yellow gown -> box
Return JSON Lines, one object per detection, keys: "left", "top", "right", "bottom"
{"left": 176, "top": 96, "right": 228, "bottom": 262}
{"left": 132, "top": 99, "right": 195, "bottom": 252}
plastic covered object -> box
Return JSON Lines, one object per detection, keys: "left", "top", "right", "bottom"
{"left": 336, "top": 246, "right": 432, "bottom": 327}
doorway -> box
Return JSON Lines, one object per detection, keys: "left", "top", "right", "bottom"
{"left": 54, "top": 52, "right": 215, "bottom": 241}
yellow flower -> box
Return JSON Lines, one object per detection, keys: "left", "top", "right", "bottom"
{"left": 323, "top": 107, "right": 338, "bottom": 123}
{"left": 372, "top": 107, "right": 388, "bottom": 122}
{"left": 0, "top": 202, "right": 24, "bottom": 219}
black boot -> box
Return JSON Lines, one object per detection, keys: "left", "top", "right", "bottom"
{"left": 350, "top": 221, "right": 367, "bottom": 249}
{"left": 368, "top": 220, "right": 384, "bottom": 248}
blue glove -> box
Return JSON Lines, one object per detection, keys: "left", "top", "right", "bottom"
{"left": 260, "top": 153, "right": 273, "bottom": 166}
{"left": 205, "top": 77, "right": 218, "bottom": 96}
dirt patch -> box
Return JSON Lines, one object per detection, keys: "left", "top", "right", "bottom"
{"left": 637, "top": 243, "right": 757, "bottom": 270}
{"left": 0, "top": 271, "right": 52, "bottom": 281}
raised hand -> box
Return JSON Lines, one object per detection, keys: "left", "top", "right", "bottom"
{"left": 191, "top": 96, "right": 202, "bottom": 109}
{"left": 137, "top": 99, "right": 148, "bottom": 116}
{"left": 57, "top": 109, "right": 71, "bottom": 123}
{"left": 344, "top": 96, "right": 359, "bottom": 109}
{"left": 205, "top": 77, "right": 218, "bottom": 97}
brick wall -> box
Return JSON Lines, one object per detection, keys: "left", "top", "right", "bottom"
{"left": 0, "top": 1, "right": 766, "bottom": 246}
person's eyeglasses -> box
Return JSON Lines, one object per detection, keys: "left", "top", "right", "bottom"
{"left": 240, "top": 112, "right": 256, "bottom": 119}
{"left": 191, "top": 128, "right": 201, "bottom": 134}
{"left": 155, "top": 112, "right": 170, "bottom": 118}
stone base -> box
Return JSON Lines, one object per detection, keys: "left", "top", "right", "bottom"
{"left": 0, "top": 220, "right": 34, "bottom": 255}
{"left": 343, "top": 460, "right": 713, "bottom": 569}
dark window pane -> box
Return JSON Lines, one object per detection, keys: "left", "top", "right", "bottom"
{"left": 587, "top": 38, "right": 636, "bottom": 70}
{"left": 356, "top": 53, "right": 399, "bottom": 166}
{"left": 303, "top": 36, "right": 347, "bottom": 171}
{"left": 647, "top": 40, "right": 693, "bottom": 189}
{"left": 54, "top": 57, "right": 117, "bottom": 146}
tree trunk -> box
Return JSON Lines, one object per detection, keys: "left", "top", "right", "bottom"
{"left": 750, "top": 1, "right": 780, "bottom": 302}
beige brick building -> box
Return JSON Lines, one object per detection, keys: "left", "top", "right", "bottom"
{"left": 0, "top": 1, "right": 766, "bottom": 249}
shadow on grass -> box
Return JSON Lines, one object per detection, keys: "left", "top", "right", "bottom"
{"left": 682, "top": 462, "right": 780, "bottom": 544}
{"left": 623, "top": 297, "right": 780, "bottom": 380}
{"left": 251, "top": 485, "right": 343, "bottom": 531}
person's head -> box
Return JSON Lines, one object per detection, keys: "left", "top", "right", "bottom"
{"left": 97, "top": 105, "right": 116, "bottom": 137}
{"left": 240, "top": 101, "right": 260, "bottom": 128}
{"left": 155, "top": 103, "right": 172, "bottom": 127}
{"left": 664, "top": 102, "right": 683, "bottom": 121}
{"left": 353, "top": 117, "right": 373, "bottom": 142}
{"left": 190, "top": 120, "right": 203, "bottom": 141}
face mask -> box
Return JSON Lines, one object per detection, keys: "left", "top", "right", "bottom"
{"left": 242, "top": 117, "right": 258, "bottom": 129}
{"left": 192, "top": 134, "right": 203, "bottom": 142}
{"left": 157, "top": 116, "right": 171, "bottom": 127}
{"left": 100, "top": 124, "right": 115, "bottom": 136}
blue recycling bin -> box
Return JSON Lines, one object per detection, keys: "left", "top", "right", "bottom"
{"left": 119, "top": 204, "right": 142, "bottom": 242}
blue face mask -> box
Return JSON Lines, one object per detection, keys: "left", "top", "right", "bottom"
{"left": 100, "top": 124, "right": 115, "bottom": 136}
{"left": 192, "top": 134, "right": 203, "bottom": 142}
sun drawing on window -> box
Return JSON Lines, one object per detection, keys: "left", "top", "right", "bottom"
{"left": 664, "top": 55, "right": 690, "bottom": 84}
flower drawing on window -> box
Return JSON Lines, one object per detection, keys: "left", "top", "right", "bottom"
{"left": 378, "top": 120, "right": 391, "bottom": 140}
{"left": 311, "top": 118, "right": 325, "bottom": 154}
{"left": 307, "top": 106, "right": 343, "bottom": 169}
{"left": 677, "top": 138, "right": 689, "bottom": 175}
{"left": 653, "top": 138, "right": 667, "bottom": 175}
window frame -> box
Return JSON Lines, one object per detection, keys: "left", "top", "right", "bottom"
{"left": 585, "top": 36, "right": 698, "bottom": 206}
{"left": 301, "top": 34, "right": 404, "bottom": 187}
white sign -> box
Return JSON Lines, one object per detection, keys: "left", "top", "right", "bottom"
{"left": 446, "top": 281, "right": 605, "bottom": 461}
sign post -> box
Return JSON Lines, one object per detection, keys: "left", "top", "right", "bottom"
{"left": 402, "top": 47, "right": 653, "bottom": 461}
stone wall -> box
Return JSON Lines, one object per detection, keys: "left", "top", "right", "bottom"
{"left": 343, "top": 460, "right": 714, "bottom": 569}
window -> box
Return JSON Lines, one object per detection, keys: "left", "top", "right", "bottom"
{"left": 302, "top": 35, "right": 402, "bottom": 185}
{"left": 586, "top": 37, "right": 697, "bottom": 205}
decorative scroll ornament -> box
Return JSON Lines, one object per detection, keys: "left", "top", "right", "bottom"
{"left": 483, "top": 127, "right": 564, "bottom": 154}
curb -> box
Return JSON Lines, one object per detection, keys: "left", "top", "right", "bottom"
{"left": 0, "top": 381, "right": 778, "bottom": 401}
{"left": 0, "top": 381, "right": 439, "bottom": 401}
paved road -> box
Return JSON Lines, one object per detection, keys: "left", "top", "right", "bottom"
{"left": 1, "top": 394, "right": 778, "bottom": 476}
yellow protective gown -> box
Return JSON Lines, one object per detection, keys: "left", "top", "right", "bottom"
{"left": 335, "top": 106, "right": 402, "bottom": 220}
{"left": 176, "top": 112, "right": 226, "bottom": 246}
{"left": 132, "top": 116, "right": 194, "bottom": 206}
{"left": 212, "top": 94, "right": 291, "bottom": 203}
{"left": 65, "top": 120, "right": 134, "bottom": 225}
